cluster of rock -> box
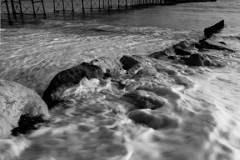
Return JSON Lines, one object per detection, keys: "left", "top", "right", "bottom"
{"left": 150, "top": 38, "right": 234, "bottom": 67}
{"left": 0, "top": 20, "right": 235, "bottom": 138}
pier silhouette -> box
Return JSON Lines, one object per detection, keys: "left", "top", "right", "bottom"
{"left": 1, "top": 0, "right": 216, "bottom": 25}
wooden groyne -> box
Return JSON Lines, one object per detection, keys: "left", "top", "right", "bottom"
{"left": 1, "top": 0, "right": 216, "bottom": 25}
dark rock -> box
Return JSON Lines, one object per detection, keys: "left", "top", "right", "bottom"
{"left": 119, "top": 55, "right": 140, "bottom": 70}
{"left": 185, "top": 53, "right": 212, "bottom": 66}
{"left": 204, "top": 20, "right": 224, "bottom": 38}
{"left": 42, "top": 62, "right": 104, "bottom": 109}
{"left": 219, "top": 41, "right": 227, "bottom": 45}
{"left": 123, "top": 90, "right": 165, "bottom": 110}
{"left": 128, "top": 110, "right": 178, "bottom": 130}
{"left": 194, "top": 42, "right": 201, "bottom": 49}
{"left": 179, "top": 56, "right": 190, "bottom": 62}
{"left": 175, "top": 48, "right": 192, "bottom": 56}
{"left": 200, "top": 40, "right": 234, "bottom": 52}
{"left": 11, "top": 114, "right": 46, "bottom": 136}
{"left": 168, "top": 55, "right": 177, "bottom": 60}
{"left": 0, "top": 79, "right": 49, "bottom": 138}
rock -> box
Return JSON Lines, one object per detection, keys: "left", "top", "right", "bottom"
{"left": 123, "top": 90, "right": 165, "bottom": 110}
{"left": 42, "top": 62, "right": 104, "bottom": 109}
{"left": 179, "top": 56, "right": 189, "bottom": 62}
{"left": 149, "top": 48, "right": 174, "bottom": 59}
{"left": 185, "top": 53, "right": 212, "bottom": 66}
{"left": 200, "top": 40, "right": 234, "bottom": 52}
{"left": 149, "top": 51, "right": 168, "bottom": 59}
{"left": 173, "top": 39, "right": 198, "bottom": 49}
{"left": 204, "top": 20, "right": 224, "bottom": 38}
{"left": 0, "top": 80, "right": 49, "bottom": 138}
{"left": 11, "top": 114, "right": 46, "bottom": 136}
{"left": 168, "top": 55, "right": 178, "bottom": 60}
{"left": 128, "top": 110, "right": 178, "bottom": 130}
{"left": 90, "top": 57, "right": 123, "bottom": 73}
{"left": 134, "top": 67, "right": 158, "bottom": 78}
{"left": 119, "top": 55, "right": 140, "bottom": 70}
{"left": 90, "top": 57, "right": 124, "bottom": 81}
{"left": 174, "top": 48, "right": 192, "bottom": 56}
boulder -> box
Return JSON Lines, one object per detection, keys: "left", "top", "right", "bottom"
{"left": 174, "top": 48, "right": 192, "bottom": 56}
{"left": 42, "top": 62, "right": 104, "bottom": 109}
{"left": 204, "top": 20, "right": 224, "bottom": 38}
{"left": 119, "top": 55, "right": 140, "bottom": 70}
{"left": 123, "top": 90, "right": 165, "bottom": 110}
{"left": 0, "top": 80, "right": 49, "bottom": 138}
{"left": 200, "top": 40, "right": 234, "bottom": 52}
{"left": 185, "top": 53, "right": 212, "bottom": 66}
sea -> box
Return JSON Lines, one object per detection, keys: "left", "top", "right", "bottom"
{"left": 0, "top": 0, "right": 240, "bottom": 159}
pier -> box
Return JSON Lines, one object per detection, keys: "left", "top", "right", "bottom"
{"left": 1, "top": 0, "right": 216, "bottom": 25}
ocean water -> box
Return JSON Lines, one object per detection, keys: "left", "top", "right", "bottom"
{"left": 1, "top": 0, "right": 240, "bottom": 159}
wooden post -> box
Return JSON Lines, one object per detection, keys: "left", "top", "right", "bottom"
{"left": 90, "top": 0, "right": 92, "bottom": 12}
{"left": 108, "top": 0, "right": 110, "bottom": 11}
{"left": 62, "top": 0, "right": 65, "bottom": 13}
{"left": 53, "top": 0, "right": 56, "bottom": 13}
{"left": 18, "top": 0, "right": 24, "bottom": 20}
{"left": 71, "top": 0, "right": 74, "bottom": 14}
{"left": 10, "top": 0, "right": 16, "bottom": 19}
{"left": 4, "top": 0, "right": 13, "bottom": 24}
{"left": 99, "top": 0, "right": 101, "bottom": 11}
{"left": 41, "top": 0, "right": 46, "bottom": 18}
{"left": 31, "top": 0, "right": 36, "bottom": 17}
{"left": 81, "top": 0, "right": 85, "bottom": 14}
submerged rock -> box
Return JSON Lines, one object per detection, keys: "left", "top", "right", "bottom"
{"left": 173, "top": 39, "right": 198, "bottom": 49}
{"left": 123, "top": 90, "right": 165, "bottom": 110}
{"left": 42, "top": 62, "right": 104, "bottom": 109}
{"left": 204, "top": 20, "right": 224, "bottom": 38}
{"left": 0, "top": 79, "right": 49, "bottom": 138}
{"left": 185, "top": 53, "right": 212, "bottom": 66}
{"left": 119, "top": 55, "right": 140, "bottom": 70}
{"left": 200, "top": 40, "right": 234, "bottom": 52}
{"left": 128, "top": 110, "right": 178, "bottom": 130}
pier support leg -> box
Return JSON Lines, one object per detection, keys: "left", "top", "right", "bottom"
{"left": 81, "top": 0, "right": 85, "bottom": 14}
